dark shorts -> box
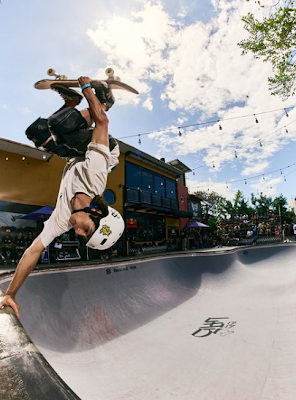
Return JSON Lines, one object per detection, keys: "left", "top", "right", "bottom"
{"left": 48, "top": 107, "right": 92, "bottom": 153}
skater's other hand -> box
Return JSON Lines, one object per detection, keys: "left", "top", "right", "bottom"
{"left": 78, "top": 76, "right": 91, "bottom": 88}
{"left": 0, "top": 295, "right": 20, "bottom": 319}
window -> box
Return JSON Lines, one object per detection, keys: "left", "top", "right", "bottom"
{"left": 166, "top": 178, "right": 177, "bottom": 199}
{"left": 154, "top": 176, "right": 165, "bottom": 197}
{"left": 126, "top": 162, "right": 141, "bottom": 189}
{"left": 126, "top": 161, "right": 177, "bottom": 201}
{"left": 142, "top": 170, "right": 154, "bottom": 193}
{"left": 104, "top": 189, "right": 116, "bottom": 205}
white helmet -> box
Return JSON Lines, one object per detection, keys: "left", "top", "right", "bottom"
{"left": 86, "top": 206, "right": 125, "bottom": 250}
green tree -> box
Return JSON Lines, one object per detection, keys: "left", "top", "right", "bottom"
{"left": 251, "top": 192, "right": 273, "bottom": 216}
{"left": 193, "top": 190, "right": 229, "bottom": 221}
{"left": 272, "top": 194, "right": 294, "bottom": 223}
{"left": 238, "top": 1, "right": 296, "bottom": 99}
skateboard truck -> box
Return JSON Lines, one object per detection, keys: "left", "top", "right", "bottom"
{"left": 105, "top": 67, "right": 121, "bottom": 82}
{"left": 47, "top": 68, "right": 68, "bottom": 81}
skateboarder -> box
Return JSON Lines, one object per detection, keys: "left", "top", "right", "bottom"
{"left": 0, "top": 76, "right": 124, "bottom": 318}
{"left": 26, "top": 80, "right": 119, "bottom": 170}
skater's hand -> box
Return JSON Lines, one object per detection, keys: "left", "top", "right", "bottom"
{"left": 0, "top": 294, "right": 20, "bottom": 319}
{"left": 78, "top": 76, "right": 91, "bottom": 88}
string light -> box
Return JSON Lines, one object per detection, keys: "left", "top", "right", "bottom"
{"left": 254, "top": 114, "right": 259, "bottom": 124}
{"left": 285, "top": 127, "right": 289, "bottom": 133}
{"left": 259, "top": 140, "right": 262, "bottom": 147}
{"left": 189, "top": 118, "right": 296, "bottom": 175}
{"left": 178, "top": 128, "right": 182, "bottom": 137}
{"left": 285, "top": 109, "right": 289, "bottom": 117}
{"left": 234, "top": 151, "right": 238, "bottom": 158}
{"left": 119, "top": 106, "right": 293, "bottom": 141}
{"left": 189, "top": 162, "right": 296, "bottom": 190}
{"left": 138, "top": 135, "right": 141, "bottom": 145}
{"left": 212, "top": 162, "right": 215, "bottom": 169}
{"left": 218, "top": 122, "right": 223, "bottom": 130}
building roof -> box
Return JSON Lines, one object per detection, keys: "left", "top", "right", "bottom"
{"left": 167, "top": 159, "right": 192, "bottom": 173}
{"left": 0, "top": 137, "right": 52, "bottom": 161}
{"left": 118, "top": 140, "right": 184, "bottom": 177}
{"left": 0, "top": 136, "right": 187, "bottom": 177}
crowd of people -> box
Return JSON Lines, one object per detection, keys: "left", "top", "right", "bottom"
{"left": 177, "top": 212, "right": 296, "bottom": 250}
{"left": 0, "top": 229, "right": 35, "bottom": 264}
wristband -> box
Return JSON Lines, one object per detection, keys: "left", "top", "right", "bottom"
{"left": 81, "top": 83, "right": 92, "bottom": 91}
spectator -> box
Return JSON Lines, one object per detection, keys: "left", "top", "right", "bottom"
{"left": 246, "top": 229, "right": 253, "bottom": 238}
{"left": 14, "top": 232, "right": 25, "bottom": 263}
{"left": 25, "top": 231, "right": 35, "bottom": 249}
{"left": 181, "top": 230, "right": 188, "bottom": 251}
{"left": 252, "top": 224, "right": 258, "bottom": 246}
{"left": 216, "top": 226, "right": 223, "bottom": 248}
{"left": 1, "top": 229, "right": 14, "bottom": 264}
{"left": 293, "top": 222, "right": 296, "bottom": 242}
{"left": 53, "top": 237, "right": 64, "bottom": 260}
{"left": 283, "top": 221, "right": 289, "bottom": 242}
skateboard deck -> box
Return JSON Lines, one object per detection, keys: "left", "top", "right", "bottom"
{"left": 34, "top": 68, "right": 139, "bottom": 95}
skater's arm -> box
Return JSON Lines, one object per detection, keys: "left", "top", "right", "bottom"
{"left": 78, "top": 76, "right": 109, "bottom": 147}
{"left": 0, "top": 236, "right": 45, "bottom": 318}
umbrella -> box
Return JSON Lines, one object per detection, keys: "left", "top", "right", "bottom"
{"left": 21, "top": 205, "right": 54, "bottom": 221}
{"left": 186, "top": 221, "right": 209, "bottom": 228}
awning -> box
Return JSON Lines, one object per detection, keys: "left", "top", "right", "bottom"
{"left": 187, "top": 221, "right": 209, "bottom": 228}
{"left": 21, "top": 205, "right": 54, "bottom": 221}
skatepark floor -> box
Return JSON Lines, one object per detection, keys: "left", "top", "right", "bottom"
{"left": 1, "top": 244, "right": 296, "bottom": 399}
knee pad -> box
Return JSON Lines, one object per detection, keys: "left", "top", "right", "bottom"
{"left": 108, "top": 135, "right": 120, "bottom": 172}
{"left": 48, "top": 107, "right": 88, "bottom": 144}
{"left": 25, "top": 118, "right": 51, "bottom": 148}
{"left": 109, "top": 134, "right": 118, "bottom": 152}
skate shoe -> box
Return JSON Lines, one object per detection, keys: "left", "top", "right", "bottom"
{"left": 91, "top": 80, "right": 115, "bottom": 111}
{"left": 51, "top": 84, "right": 83, "bottom": 105}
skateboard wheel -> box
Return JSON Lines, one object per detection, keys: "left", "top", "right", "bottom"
{"left": 105, "top": 67, "right": 114, "bottom": 78}
{"left": 47, "top": 68, "right": 56, "bottom": 76}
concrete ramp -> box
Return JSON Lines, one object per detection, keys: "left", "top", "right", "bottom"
{"left": 1, "top": 244, "right": 296, "bottom": 399}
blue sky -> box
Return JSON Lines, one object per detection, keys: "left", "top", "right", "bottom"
{"left": 0, "top": 0, "right": 296, "bottom": 206}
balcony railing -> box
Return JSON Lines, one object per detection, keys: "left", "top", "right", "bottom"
{"left": 125, "top": 187, "right": 179, "bottom": 212}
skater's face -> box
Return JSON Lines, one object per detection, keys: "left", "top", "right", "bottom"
{"left": 69, "top": 211, "right": 96, "bottom": 239}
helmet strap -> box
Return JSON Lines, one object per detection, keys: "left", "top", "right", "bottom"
{"left": 71, "top": 204, "right": 109, "bottom": 219}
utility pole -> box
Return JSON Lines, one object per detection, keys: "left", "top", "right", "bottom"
{"left": 278, "top": 204, "right": 284, "bottom": 241}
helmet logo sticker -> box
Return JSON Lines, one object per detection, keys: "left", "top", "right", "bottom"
{"left": 100, "top": 225, "right": 112, "bottom": 236}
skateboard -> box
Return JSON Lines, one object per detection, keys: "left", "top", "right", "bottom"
{"left": 34, "top": 67, "right": 139, "bottom": 95}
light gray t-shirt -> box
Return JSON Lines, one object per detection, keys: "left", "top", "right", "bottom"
{"left": 40, "top": 142, "right": 112, "bottom": 247}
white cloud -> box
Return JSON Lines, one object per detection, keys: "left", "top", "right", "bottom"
{"left": 242, "top": 162, "right": 270, "bottom": 177}
{"left": 143, "top": 96, "right": 153, "bottom": 110}
{"left": 86, "top": 0, "right": 296, "bottom": 188}
{"left": 186, "top": 177, "right": 236, "bottom": 200}
{"left": 249, "top": 176, "right": 284, "bottom": 197}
